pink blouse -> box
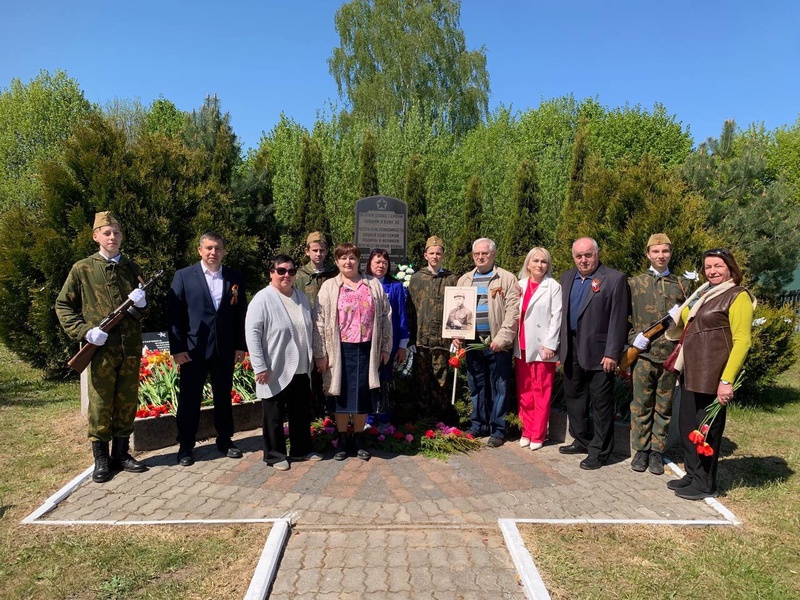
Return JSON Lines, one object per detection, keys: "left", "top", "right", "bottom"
{"left": 337, "top": 280, "right": 375, "bottom": 343}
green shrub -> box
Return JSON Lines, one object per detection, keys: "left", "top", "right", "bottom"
{"left": 739, "top": 303, "right": 798, "bottom": 402}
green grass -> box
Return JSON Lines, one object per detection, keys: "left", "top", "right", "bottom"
{"left": 519, "top": 359, "right": 800, "bottom": 599}
{"left": 0, "top": 345, "right": 267, "bottom": 599}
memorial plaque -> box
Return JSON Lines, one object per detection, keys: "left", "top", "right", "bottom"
{"left": 354, "top": 195, "right": 407, "bottom": 272}
{"left": 142, "top": 331, "right": 171, "bottom": 354}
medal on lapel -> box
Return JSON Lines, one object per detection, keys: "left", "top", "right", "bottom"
{"left": 591, "top": 278, "right": 601, "bottom": 293}
{"left": 230, "top": 284, "right": 239, "bottom": 305}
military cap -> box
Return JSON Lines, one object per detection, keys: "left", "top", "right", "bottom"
{"left": 93, "top": 211, "right": 120, "bottom": 230}
{"left": 453, "top": 291, "right": 465, "bottom": 298}
{"left": 425, "top": 235, "right": 445, "bottom": 250}
{"left": 306, "top": 231, "right": 327, "bottom": 246}
{"left": 647, "top": 233, "right": 672, "bottom": 249}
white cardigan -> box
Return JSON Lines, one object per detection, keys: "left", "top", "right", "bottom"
{"left": 245, "top": 285, "right": 315, "bottom": 399}
{"left": 512, "top": 276, "right": 562, "bottom": 363}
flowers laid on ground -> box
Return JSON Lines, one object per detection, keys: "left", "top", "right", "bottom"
{"left": 688, "top": 370, "right": 745, "bottom": 456}
{"left": 136, "top": 349, "right": 256, "bottom": 418}
{"left": 308, "top": 417, "right": 482, "bottom": 458}
{"left": 396, "top": 264, "right": 414, "bottom": 287}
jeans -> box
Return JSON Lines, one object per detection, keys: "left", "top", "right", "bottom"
{"left": 466, "top": 347, "right": 512, "bottom": 438}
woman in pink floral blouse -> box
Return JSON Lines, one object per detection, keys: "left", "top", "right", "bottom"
{"left": 314, "top": 243, "right": 392, "bottom": 461}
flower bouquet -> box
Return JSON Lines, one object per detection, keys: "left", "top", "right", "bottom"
{"left": 396, "top": 263, "right": 414, "bottom": 287}
{"left": 688, "top": 370, "right": 745, "bottom": 457}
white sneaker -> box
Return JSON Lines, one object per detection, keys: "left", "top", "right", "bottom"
{"left": 519, "top": 437, "right": 531, "bottom": 448}
{"left": 529, "top": 442, "right": 543, "bottom": 451}
{"left": 272, "top": 459, "right": 290, "bottom": 471}
{"left": 304, "top": 452, "right": 323, "bottom": 461}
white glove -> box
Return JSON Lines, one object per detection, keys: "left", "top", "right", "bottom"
{"left": 128, "top": 287, "right": 147, "bottom": 308}
{"left": 86, "top": 327, "right": 108, "bottom": 346}
{"left": 632, "top": 332, "right": 650, "bottom": 351}
{"left": 668, "top": 304, "right": 681, "bottom": 323}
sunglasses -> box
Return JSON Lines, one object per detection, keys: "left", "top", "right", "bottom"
{"left": 703, "top": 248, "right": 732, "bottom": 258}
{"left": 272, "top": 267, "right": 297, "bottom": 276}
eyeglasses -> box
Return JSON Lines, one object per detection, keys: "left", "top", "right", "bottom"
{"left": 703, "top": 248, "right": 732, "bottom": 258}
{"left": 272, "top": 267, "right": 297, "bottom": 276}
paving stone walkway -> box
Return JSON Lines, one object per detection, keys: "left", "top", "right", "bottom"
{"left": 38, "top": 429, "right": 729, "bottom": 597}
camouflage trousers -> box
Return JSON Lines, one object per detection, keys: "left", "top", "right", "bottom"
{"left": 630, "top": 357, "right": 677, "bottom": 453}
{"left": 412, "top": 346, "right": 457, "bottom": 422}
{"left": 87, "top": 344, "right": 140, "bottom": 442}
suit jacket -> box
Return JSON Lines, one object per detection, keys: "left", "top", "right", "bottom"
{"left": 167, "top": 262, "right": 248, "bottom": 362}
{"left": 559, "top": 263, "right": 629, "bottom": 370}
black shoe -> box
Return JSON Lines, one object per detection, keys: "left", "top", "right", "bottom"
{"left": 91, "top": 441, "right": 110, "bottom": 483}
{"left": 334, "top": 432, "right": 348, "bottom": 461}
{"left": 216, "top": 438, "right": 243, "bottom": 459}
{"left": 579, "top": 456, "right": 605, "bottom": 470}
{"left": 559, "top": 442, "right": 588, "bottom": 455}
{"left": 648, "top": 451, "right": 664, "bottom": 475}
{"left": 487, "top": 436, "right": 505, "bottom": 448}
{"left": 111, "top": 437, "right": 147, "bottom": 473}
{"left": 630, "top": 451, "right": 649, "bottom": 472}
{"left": 355, "top": 433, "right": 371, "bottom": 461}
{"left": 674, "top": 486, "right": 718, "bottom": 501}
{"left": 177, "top": 447, "right": 195, "bottom": 466}
{"left": 666, "top": 475, "right": 693, "bottom": 490}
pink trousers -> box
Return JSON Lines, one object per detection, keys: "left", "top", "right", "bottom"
{"left": 515, "top": 358, "right": 557, "bottom": 443}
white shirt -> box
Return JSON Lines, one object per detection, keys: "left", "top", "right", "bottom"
{"left": 649, "top": 266, "right": 671, "bottom": 277}
{"left": 202, "top": 262, "right": 224, "bottom": 310}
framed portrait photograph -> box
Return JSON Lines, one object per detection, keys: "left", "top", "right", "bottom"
{"left": 442, "top": 286, "right": 477, "bottom": 340}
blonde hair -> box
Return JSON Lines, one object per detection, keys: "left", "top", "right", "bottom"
{"left": 518, "top": 247, "right": 553, "bottom": 279}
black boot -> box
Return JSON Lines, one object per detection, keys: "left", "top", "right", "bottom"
{"left": 92, "top": 441, "right": 111, "bottom": 483}
{"left": 334, "top": 432, "right": 348, "bottom": 461}
{"left": 355, "top": 432, "right": 370, "bottom": 461}
{"left": 111, "top": 437, "right": 147, "bottom": 473}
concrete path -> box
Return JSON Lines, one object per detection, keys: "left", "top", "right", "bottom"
{"left": 35, "top": 429, "right": 729, "bottom": 598}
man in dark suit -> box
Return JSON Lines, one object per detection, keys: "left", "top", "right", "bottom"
{"left": 168, "top": 232, "right": 248, "bottom": 466}
{"left": 558, "top": 237, "right": 630, "bottom": 470}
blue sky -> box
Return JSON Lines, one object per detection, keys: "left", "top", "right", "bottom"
{"left": 2, "top": 0, "right": 798, "bottom": 152}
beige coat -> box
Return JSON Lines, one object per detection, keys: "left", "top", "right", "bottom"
{"left": 313, "top": 275, "right": 393, "bottom": 396}
{"left": 457, "top": 266, "right": 520, "bottom": 351}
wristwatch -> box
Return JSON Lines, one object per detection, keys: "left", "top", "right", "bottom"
{"left": 720, "top": 380, "right": 731, "bottom": 385}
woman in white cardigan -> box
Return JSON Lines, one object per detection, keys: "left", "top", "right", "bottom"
{"left": 513, "top": 247, "right": 562, "bottom": 450}
{"left": 314, "top": 243, "right": 392, "bottom": 461}
{"left": 245, "top": 255, "right": 322, "bottom": 471}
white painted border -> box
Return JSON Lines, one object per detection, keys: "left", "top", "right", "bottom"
{"left": 499, "top": 518, "right": 551, "bottom": 600}
{"left": 664, "top": 457, "right": 742, "bottom": 525}
{"left": 21, "top": 465, "right": 93, "bottom": 523}
{"left": 244, "top": 518, "right": 291, "bottom": 600}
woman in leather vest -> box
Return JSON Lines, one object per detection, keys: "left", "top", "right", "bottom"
{"left": 664, "top": 249, "right": 756, "bottom": 500}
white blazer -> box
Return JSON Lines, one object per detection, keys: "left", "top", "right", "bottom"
{"left": 512, "top": 276, "right": 562, "bottom": 363}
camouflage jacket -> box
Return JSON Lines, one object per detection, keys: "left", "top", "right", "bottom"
{"left": 407, "top": 267, "right": 458, "bottom": 350}
{"left": 55, "top": 253, "right": 146, "bottom": 357}
{"left": 294, "top": 262, "right": 338, "bottom": 309}
{"left": 628, "top": 270, "right": 692, "bottom": 362}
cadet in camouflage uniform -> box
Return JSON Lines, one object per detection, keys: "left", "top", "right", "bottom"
{"left": 407, "top": 236, "right": 459, "bottom": 422}
{"left": 294, "top": 231, "right": 338, "bottom": 309}
{"left": 628, "top": 233, "right": 691, "bottom": 475}
{"left": 293, "top": 231, "right": 338, "bottom": 417}
{"left": 55, "top": 212, "right": 149, "bottom": 483}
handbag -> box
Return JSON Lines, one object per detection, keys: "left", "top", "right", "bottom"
{"left": 663, "top": 320, "right": 691, "bottom": 373}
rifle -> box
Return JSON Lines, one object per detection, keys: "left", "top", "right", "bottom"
{"left": 616, "top": 312, "right": 674, "bottom": 374}
{"left": 67, "top": 270, "right": 164, "bottom": 373}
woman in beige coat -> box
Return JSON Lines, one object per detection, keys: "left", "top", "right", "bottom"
{"left": 314, "top": 243, "right": 392, "bottom": 460}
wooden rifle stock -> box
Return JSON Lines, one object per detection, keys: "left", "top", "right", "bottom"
{"left": 616, "top": 312, "right": 674, "bottom": 374}
{"left": 67, "top": 270, "right": 163, "bottom": 373}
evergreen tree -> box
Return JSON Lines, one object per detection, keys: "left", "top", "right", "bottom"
{"left": 358, "top": 130, "right": 379, "bottom": 197}
{"left": 501, "top": 159, "right": 542, "bottom": 271}
{"left": 553, "top": 123, "right": 592, "bottom": 272}
{"left": 684, "top": 120, "right": 800, "bottom": 295}
{"left": 449, "top": 175, "right": 483, "bottom": 275}
{"left": 289, "top": 135, "right": 330, "bottom": 259}
{"left": 404, "top": 154, "right": 429, "bottom": 266}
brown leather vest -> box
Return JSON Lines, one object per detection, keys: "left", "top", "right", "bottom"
{"left": 683, "top": 286, "right": 744, "bottom": 394}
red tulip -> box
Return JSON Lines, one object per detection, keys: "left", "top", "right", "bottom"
{"left": 424, "top": 429, "right": 435, "bottom": 438}
{"left": 448, "top": 356, "right": 461, "bottom": 368}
